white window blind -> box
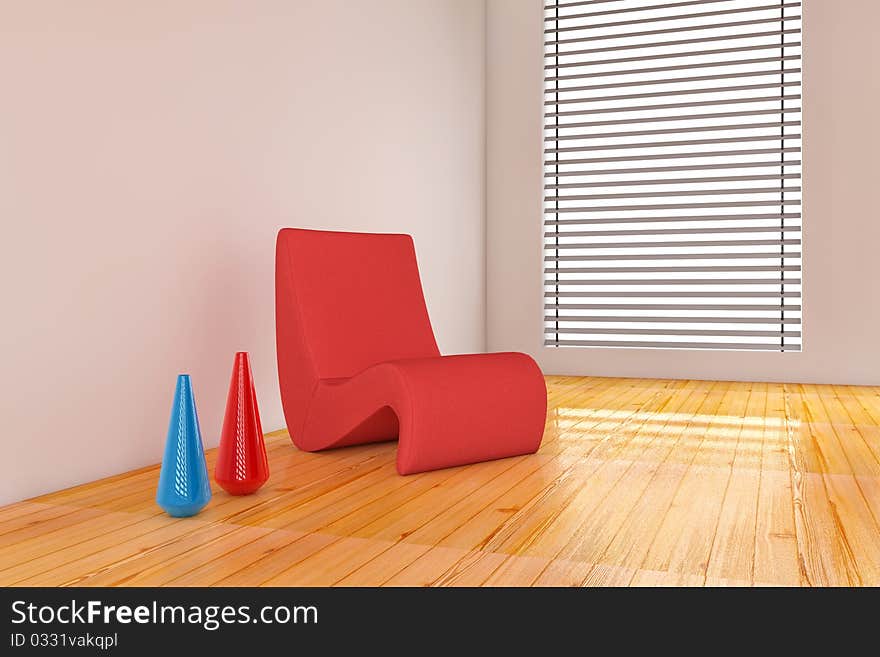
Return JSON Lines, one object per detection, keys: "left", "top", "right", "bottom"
{"left": 544, "top": 0, "right": 802, "bottom": 351}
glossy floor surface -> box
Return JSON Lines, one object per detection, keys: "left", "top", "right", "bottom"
{"left": 2, "top": 376, "right": 879, "bottom": 586}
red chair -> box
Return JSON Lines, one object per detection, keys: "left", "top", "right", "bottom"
{"left": 275, "top": 228, "right": 547, "bottom": 474}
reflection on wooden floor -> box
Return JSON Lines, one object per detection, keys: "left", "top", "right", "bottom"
{"left": 1, "top": 376, "right": 879, "bottom": 586}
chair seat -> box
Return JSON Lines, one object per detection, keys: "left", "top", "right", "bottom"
{"left": 299, "top": 352, "right": 547, "bottom": 474}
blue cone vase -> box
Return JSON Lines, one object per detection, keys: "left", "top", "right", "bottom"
{"left": 156, "top": 374, "right": 212, "bottom": 517}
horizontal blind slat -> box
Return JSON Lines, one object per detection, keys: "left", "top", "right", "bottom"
{"left": 549, "top": 35, "right": 801, "bottom": 66}
{"left": 547, "top": 4, "right": 802, "bottom": 36}
{"left": 546, "top": 174, "right": 800, "bottom": 188}
{"left": 546, "top": 217, "right": 801, "bottom": 228}
{"left": 546, "top": 0, "right": 633, "bottom": 10}
{"left": 546, "top": 28, "right": 801, "bottom": 59}
{"left": 545, "top": 315, "right": 802, "bottom": 324}
{"left": 547, "top": 291, "right": 801, "bottom": 298}
{"left": 543, "top": 340, "right": 798, "bottom": 350}
{"left": 546, "top": 1, "right": 732, "bottom": 22}
{"left": 547, "top": 55, "right": 800, "bottom": 81}
{"left": 546, "top": 122, "right": 800, "bottom": 143}
{"left": 550, "top": 68, "right": 801, "bottom": 95}
{"left": 546, "top": 186, "right": 800, "bottom": 200}
{"left": 546, "top": 328, "right": 801, "bottom": 337}
{"left": 548, "top": 302, "right": 800, "bottom": 309}
{"left": 547, "top": 305, "right": 801, "bottom": 312}
{"left": 545, "top": 135, "right": 801, "bottom": 154}
{"left": 550, "top": 238, "right": 800, "bottom": 248}
{"left": 547, "top": 253, "right": 802, "bottom": 262}
{"left": 546, "top": 265, "right": 799, "bottom": 273}
{"left": 548, "top": 151, "right": 800, "bottom": 167}
{"left": 547, "top": 81, "right": 800, "bottom": 106}
{"left": 547, "top": 1, "right": 736, "bottom": 22}
{"left": 547, "top": 162, "right": 800, "bottom": 177}
{"left": 546, "top": 109, "right": 801, "bottom": 131}
{"left": 547, "top": 94, "right": 802, "bottom": 117}
{"left": 547, "top": 278, "right": 801, "bottom": 285}
{"left": 546, "top": 226, "right": 800, "bottom": 237}
{"left": 552, "top": 201, "right": 801, "bottom": 212}
{"left": 546, "top": 15, "right": 802, "bottom": 47}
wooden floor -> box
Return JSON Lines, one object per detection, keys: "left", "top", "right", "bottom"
{"left": 2, "top": 376, "right": 880, "bottom": 587}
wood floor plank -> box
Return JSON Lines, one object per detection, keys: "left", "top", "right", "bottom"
{"left": 785, "top": 384, "right": 861, "bottom": 586}
{"left": 823, "top": 386, "right": 880, "bottom": 528}
{"left": 336, "top": 542, "right": 434, "bottom": 586}
{"left": 383, "top": 545, "right": 474, "bottom": 586}
{"left": 0, "top": 505, "right": 107, "bottom": 544}
{"left": 572, "top": 379, "right": 725, "bottom": 586}
{"left": 350, "top": 457, "right": 523, "bottom": 542}
{"left": 630, "top": 568, "right": 705, "bottom": 587}
{"left": 0, "top": 502, "right": 54, "bottom": 525}
{"left": 398, "top": 380, "right": 696, "bottom": 585}
{"left": 531, "top": 379, "right": 708, "bottom": 576}
{"left": 400, "top": 456, "right": 549, "bottom": 547}
{"left": 752, "top": 383, "right": 801, "bottom": 586}
{"left": 342, "top": 380, "right": 637, "bottom": 585}
{"left": 210, "top": 532, "right": 338, "bottom": 586}
{"left": 72, "top": 524, "right": 268, "bottom": 586}
{"left": 534, "top": 557, "right": 599, "bottom": 587}
{"left": 430, "top": 549, "right": 509, "bottom": 587}
{"left": 0, "top": 506, "right": 150, "bottom": 562}
{"left": 437, "top": 380, "right": 671, "bottom": 555}
{"left": 333, "top": 456, "right": 556, "bottom": 585}
{"left": 833, "top": 386, "right": 880, "bottom": 469}
{"left": 262, "top": 536, "right": 395, "bottom": 586}
{"left": 523, "top": 382, "right": 696, "bottom": 560}
{"left": 163, "top": 528, "right": 314, "bottom": 586}
{"left": 635, "top": 380, "right": 741, "bottom": 581}
{"left": 704, "top": 381, "right": 764, "bottom": 585}
{"left": 482, "top": 554, "right": 552, "bottom": 586}
{"left": 4, "top": 515, "right": 210, "bottom": 585}
{"left": 227, "top": 453, "right": 403, "bottom": 529}
{"left": 804, "top": 389, "right": 880, "bottom": 584}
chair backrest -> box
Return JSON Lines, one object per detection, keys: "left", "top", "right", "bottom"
{"left": 275, "top": 228, "right": 440, "bottom": 435}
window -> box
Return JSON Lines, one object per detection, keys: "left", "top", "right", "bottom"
{"left": 543, "top": 0, "right": 802, "bottom": 351}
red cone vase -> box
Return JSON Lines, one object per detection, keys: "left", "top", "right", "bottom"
{"left": 215, "top": 352, "right": 269, "bottom": 495}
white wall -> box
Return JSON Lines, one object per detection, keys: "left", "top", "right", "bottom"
{"left": 0, "top": 0, "right": 486, "bottom": 505}
{"left": 486, "top": 0, "right": 880, "bottom": 385}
